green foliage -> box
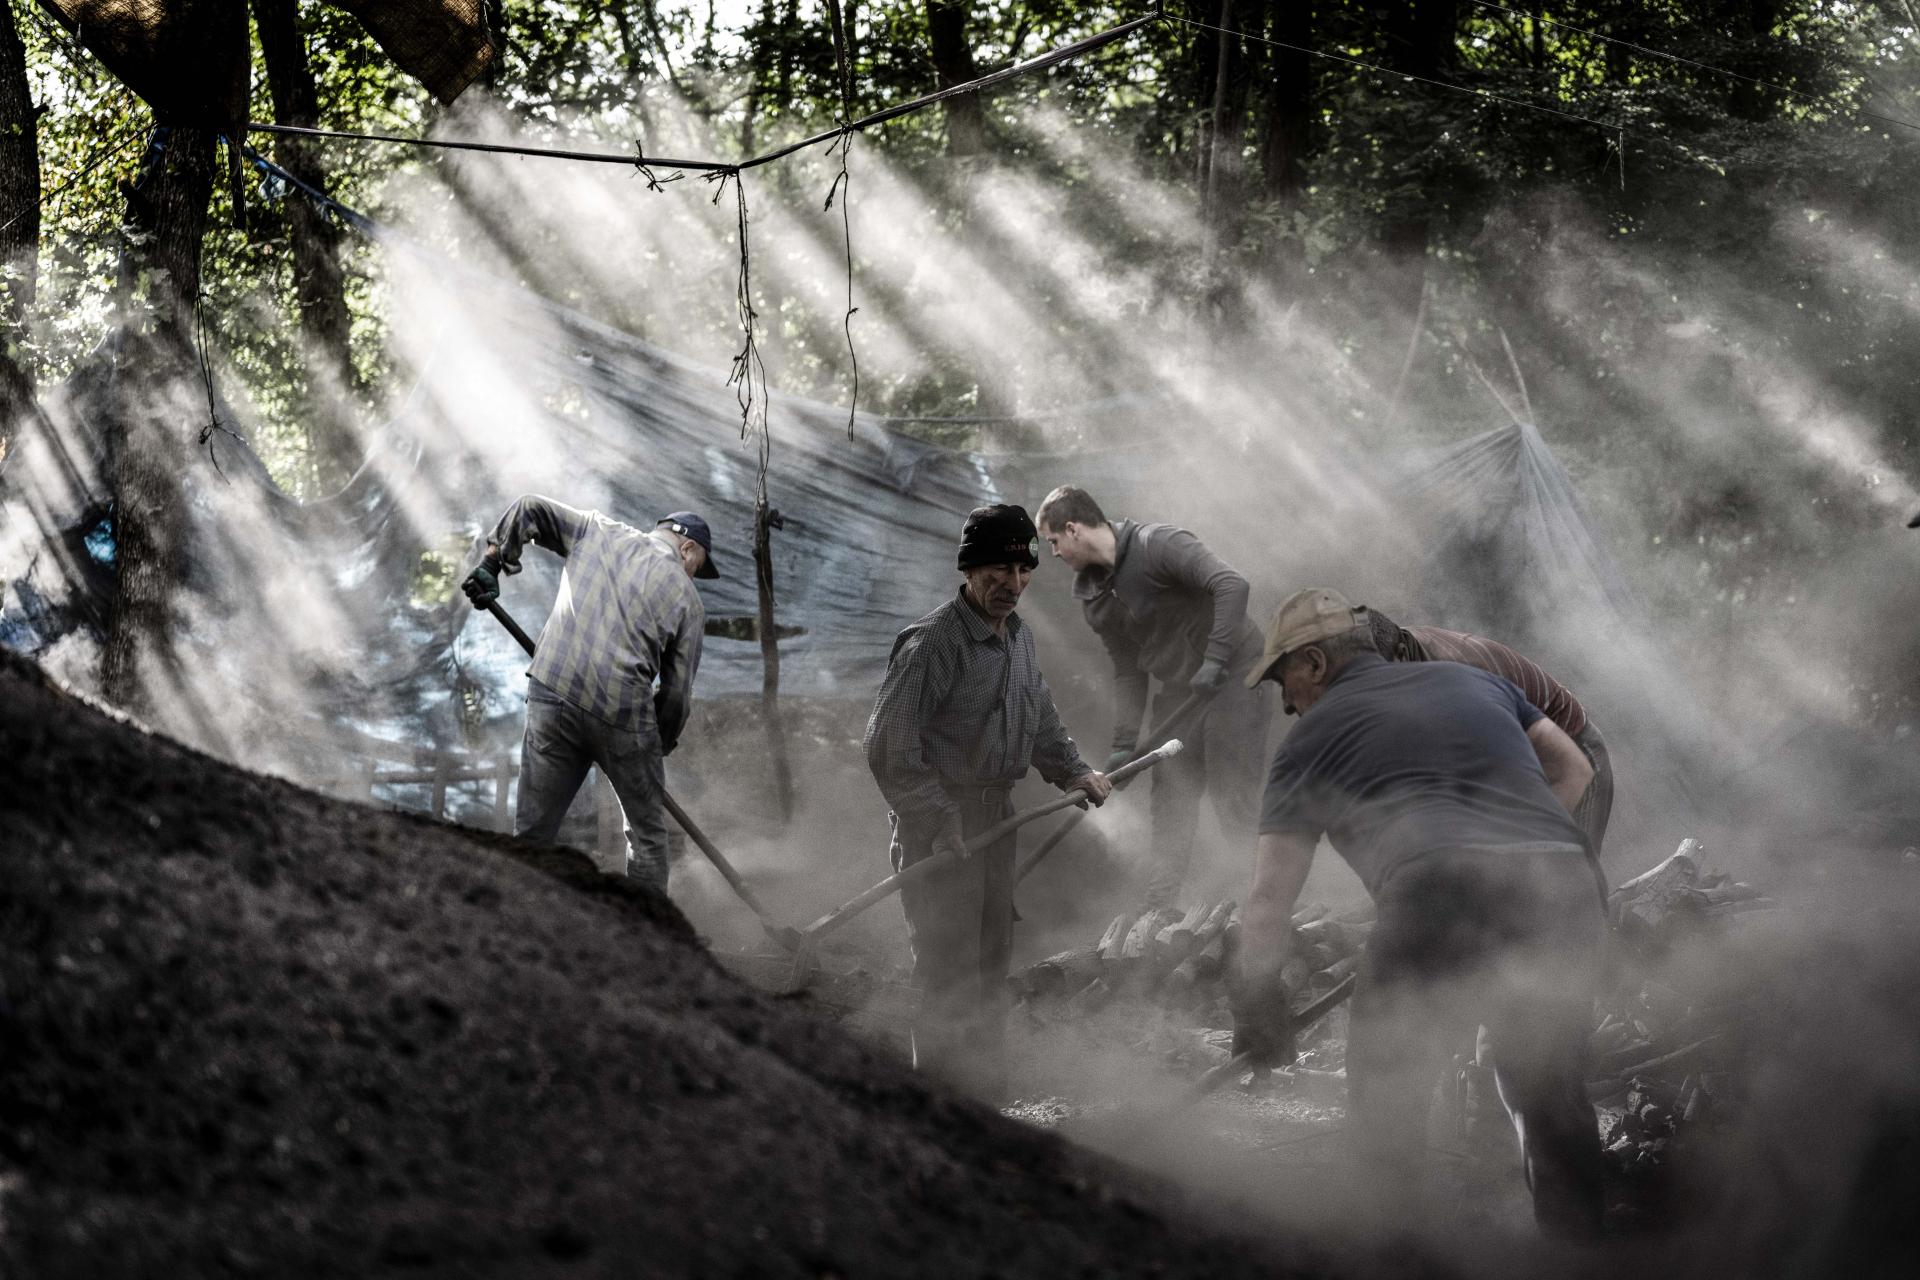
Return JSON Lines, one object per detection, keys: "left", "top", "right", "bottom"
{"left": 411, "top": 531, "right": 475, "bottom": 607}
{"left": 16, "top": 1, "right": 1920, "bottom": 468}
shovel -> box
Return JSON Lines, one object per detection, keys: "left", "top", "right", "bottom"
{"left": 781, "top": 739, "right": 1186, "bottom": 991}
{"left": 1015, "top": 690, "right": 1209, "bottom": 885}
{"left": 482, "top": 599, "right": 803, "bottom": 951}
{"left": 1173, "top": 972, "right": 1358, "bottom": 1110}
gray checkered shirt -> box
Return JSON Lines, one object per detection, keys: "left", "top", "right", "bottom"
{"left": 864, "top": 588, "right": 1090, "bottom": 831}
{"left": 490, "top": 496, "right": 704, "bottom": 742}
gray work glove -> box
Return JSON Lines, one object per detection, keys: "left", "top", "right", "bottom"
{"left": 932, "top": 815, "right": 971, "bottom": 864}
{"left": 1228, "top": 967, "right": 1297, "bottom": 1070}
{"left": 1190, "top": 657, "right": 1230, "bottom": 695}
{"left": 1105, "top": 745, "right": 1136, "bottom": 774}
{"left": 461, "top": 554, "right": 503, "bottom": 610}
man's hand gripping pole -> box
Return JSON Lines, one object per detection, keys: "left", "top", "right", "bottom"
{"left": 780, "top": 740, "right": 1185, "bottom": 991}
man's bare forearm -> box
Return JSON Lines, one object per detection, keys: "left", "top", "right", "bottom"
{"left": 1527, "top": 719, "right": 1595, "bottom": 816}
{"left": 1240, "top": 832, "right": 1316, "bottom": 982}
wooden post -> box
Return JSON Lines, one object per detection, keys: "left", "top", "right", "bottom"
{"left": 753, "top": 495, "right": 795, "bottom": 820}
{"left": 494, "top": 756, "right": 514, "bottom": 833}
{"left": 429, "top": 750, "right": 451, "bottom": 819}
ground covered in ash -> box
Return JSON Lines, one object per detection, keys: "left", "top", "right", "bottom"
{"left": 0, "top": 648, "right": 1379, "bottom": 1279}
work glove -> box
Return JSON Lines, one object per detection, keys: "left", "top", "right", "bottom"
{"left": 1228, "top": 967, "right": 1297, "bottom": 1070}
{"left": 1105, "top": 745, "right": 1136, "bottom": 774}
{"left": 1189, "top": 657, "right": 1230, "bottom": 695}
{"left": 461, "top": 554, "right": 504, "bottom": 610}
{"left": 932, "top": 815, "right": 971, "bottom": 864}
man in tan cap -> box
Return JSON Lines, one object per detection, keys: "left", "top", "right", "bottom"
{"left": 1230, "top": 588, "right": 1606, "bottom": 1239}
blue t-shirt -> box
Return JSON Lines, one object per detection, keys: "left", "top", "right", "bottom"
{"left": 1259, "top": 653, "right": 1586, "bottom": 896}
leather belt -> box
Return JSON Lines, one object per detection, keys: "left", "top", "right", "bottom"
{"left": 942, "top": 780, "right": 1015, "bottom": 806}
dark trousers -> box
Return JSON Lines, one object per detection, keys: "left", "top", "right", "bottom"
{"left": 891, "top": 789, "right": 1017, "bottom": 1099}
{"left": 1347, "top": 844, "right": 1606, "bottom": 1240}
{"left": 516, "top": 684, "right": 671, "bottom": 890}
{"left": 1144, "top": 678, "right": 1272, "bottom": 905}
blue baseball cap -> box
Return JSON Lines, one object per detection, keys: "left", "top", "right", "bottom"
{"left": 657, "top": 512, "right": 719, "bottom": 579}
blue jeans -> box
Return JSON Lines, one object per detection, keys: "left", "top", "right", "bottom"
{"left": 516, "top": 683, "right": 671, "bottom": 890}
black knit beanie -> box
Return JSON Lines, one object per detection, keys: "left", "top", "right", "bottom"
{"left": 956, "top": 504, "right": 1040, "bottom": 571}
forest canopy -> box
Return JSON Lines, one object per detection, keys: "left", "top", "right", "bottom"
{"left": 3, "top": 1, "right": 1920, "bottom": 727}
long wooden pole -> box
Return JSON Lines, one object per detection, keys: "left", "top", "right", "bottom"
{"left": 794, "top": 740, "right": 1186, "bottom": 944}
{"left": 1014, "top": 691, "right": 1209, "bottom": 884}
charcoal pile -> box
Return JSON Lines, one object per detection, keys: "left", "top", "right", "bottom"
{"left": 1009, "top": 899, "right": 1373, "bottom": 1072}
{"left": 1585, "top": 840, "right": 1771, "bottom": 1201}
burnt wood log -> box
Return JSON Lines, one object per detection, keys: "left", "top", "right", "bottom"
{"left": 1063, "top": 977, "right": 1114, "bottom": 1018}
{"left": 1008, "top": 946, "right": 1103, "bottom": 1003}
{"left": 1610, "top": 840, "right": 1709, "bottom": 938}
{"left": 1153, "top": 902, "right": 1214, "bottom": 967}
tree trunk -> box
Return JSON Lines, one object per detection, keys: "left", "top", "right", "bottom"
{"left": 1259, "top": 0, "right": 1312, "bottom": 203}
{"left": 775, "top": 0, "right": 798, "bottom": 113}
{"left": 741, "top": 0, "right": 776, "bottom": 154}
{"left": 1375, "top": 0, "right": 1459, "bottom": 319}
{"left": 1726, "top": 0, "right": 1782, "bottom": 121}
{"left": 252, "top": 0, "right": 361, "bottom": 492}
{"left": 479, "top": 0, "right": 508, "bottom": 90}
{"left": 103, "top": 125, "right": 218, "bottom": 717}
{"left": 1203, "top": 1, "right": 1252, "bottom": 257}
{"left": 0, "top": 0, "right": 38, "bottom": 448}
{"left": 926, "top": 1, "right": 985, "bottom": 156}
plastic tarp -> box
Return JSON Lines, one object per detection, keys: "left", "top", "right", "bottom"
{"left": 0, "top": 243, "right": 1644, "bottom": 778}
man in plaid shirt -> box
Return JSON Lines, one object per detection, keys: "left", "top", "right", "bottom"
{"left": 865, "top": 503, "right": 1112, "bottom": 1097}
{"left": 462, "top": 495, "right": 717, "bottom": 891}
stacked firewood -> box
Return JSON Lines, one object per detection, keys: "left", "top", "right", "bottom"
{"left": 1584, "top": 840, "right": 1763, "bottom": 1186}
{"left": 1015, "top": 837, "right": 1770, "bottom": 1182}
{"left": 1008, "top": 899, "right": 1373, "bottom": 1029}
{"left": 1608, "top": 838, "right": 1777, "bottom": 953}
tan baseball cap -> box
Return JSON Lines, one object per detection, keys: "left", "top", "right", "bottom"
{"left": 1245, "top": 588, "right": 1370, "bottom": 688}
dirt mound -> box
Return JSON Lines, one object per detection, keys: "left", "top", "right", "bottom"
{"left": 0, "top": 650, "right": 1363, "bottom": 1278}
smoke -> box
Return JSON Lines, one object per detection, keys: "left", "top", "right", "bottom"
{"left": 6, "top": 63, "right": 1920, "bottom": 1275}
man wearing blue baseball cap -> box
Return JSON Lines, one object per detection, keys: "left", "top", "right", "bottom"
{"left": 461, "top": 495, "right": 718, "bottom": 890}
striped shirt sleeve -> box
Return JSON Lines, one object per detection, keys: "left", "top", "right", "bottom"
{"left": 490, "top": 495, "right": 590, "bottom": 571}
{"left": 1406, "top": 627, "right": 1587, "bottom": 738}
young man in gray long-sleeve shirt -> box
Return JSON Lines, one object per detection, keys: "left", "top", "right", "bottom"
{"left": 461, "top": 495, "right": 716, "bottom": 891}
{"left": 1036, "top": 486, "right": 1272, "bottom": 906}
{"left": 865, "top": 503, "right": 1110, "bottom": 1098}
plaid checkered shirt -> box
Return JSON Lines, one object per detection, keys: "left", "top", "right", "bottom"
{"left": 864, "top": 588, "right": 1091, "bottom": 832}
{"left": 490, "top": 496, "right": 704, "bottom": 743}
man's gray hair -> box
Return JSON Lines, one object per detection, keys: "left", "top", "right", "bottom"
{"left": 1301, "top": 624, "right": 1373, "bottom": 670}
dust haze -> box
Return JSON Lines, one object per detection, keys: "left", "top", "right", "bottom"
{"left": 5, "top": 71, "right": 1918, "bottom": 1275}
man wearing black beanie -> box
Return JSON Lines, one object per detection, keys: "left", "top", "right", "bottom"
{"left": 864, "top": 503, "right": 1113, "bottom": 1098}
